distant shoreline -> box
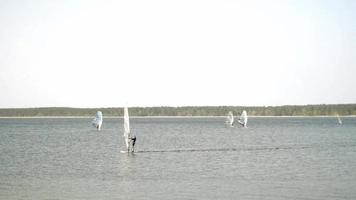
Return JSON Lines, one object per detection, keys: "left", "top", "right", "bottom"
{"left": 1, "top": 104, "right": 355, "bottom": 117}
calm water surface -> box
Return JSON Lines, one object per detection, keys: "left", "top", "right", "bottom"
{"left": 0, "top": 117, "right": 356, "bottom": 199}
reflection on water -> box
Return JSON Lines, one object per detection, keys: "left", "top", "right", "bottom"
{"left": 0, "top": 117, "right": 356, "bottom": 200}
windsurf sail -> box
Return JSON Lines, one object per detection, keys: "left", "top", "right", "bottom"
{"left": 123, "top": 107, "right": 131, "bottom": 150}
{"left": 238, "top": 110, "right": 248, "bottom": 127}
{"left": 226, "top": 111, "right": 234, "bottom": 126}
{"left": 337, "top": 114, "right": 342, "bottom": 125}
{"left": 92, "top": 111, "right": 103, "bottom": 130}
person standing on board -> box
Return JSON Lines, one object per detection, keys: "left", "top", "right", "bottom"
{"left": 130, "top": 135, "right": 136, "bottom": 152}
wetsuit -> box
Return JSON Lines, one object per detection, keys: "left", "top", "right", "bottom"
{"left": 131, "top": 136, "right": 136, "bottom": 152}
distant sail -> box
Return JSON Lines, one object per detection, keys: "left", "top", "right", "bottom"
{"left": 226, "top": 111, "right": 234, "bottom": 127}
{"left": 123, "top": 107, "right": 131, "bottom": 150}
{"left": 337, "top": 114, "right": 342, "bottom": 125}
{"left": 238, "top": 110, "right": 248, "bottom": 128}
{"left": 92, "top": 111, "right": 103, "bottom": 130}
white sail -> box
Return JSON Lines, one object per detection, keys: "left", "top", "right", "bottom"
{"left": 226, "top": 111, "right": 234, "bottom": 126}
{"left": 337, "top": 114, "right": 342, "bottom": 125}
{"left": 123, "top": 107, "right": 131, "bottom": 150}
{"left": 92, "top": 111, "right": 103, "bottom": 130}
{"left": 238, "top": 110, "right": 248, "bottom": 127}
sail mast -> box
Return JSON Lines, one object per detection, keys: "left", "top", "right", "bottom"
{"left": 92, "top": 111, "right": 103, "bottom": 130}
{"left": 337, "top": 114, "right": 342, "bottom": 125}
{"left": 123, "top": 107, "right": 131, "bottom": 149}
{"left": 229, "top": 111, "right": 234, "bottom": 126}
{"left": 239, "top": 110, "right": 248, "bottom": 127}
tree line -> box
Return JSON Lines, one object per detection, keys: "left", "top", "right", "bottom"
{"left": 0, "top": 104, "right": 355, "bottom": 117}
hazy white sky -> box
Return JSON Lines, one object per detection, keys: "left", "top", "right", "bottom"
{"left": 1, "top": 0, "right": 355, "bottom": 108}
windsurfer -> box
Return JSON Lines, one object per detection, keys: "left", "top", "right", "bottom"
{"left": 130, "top": 135, "right": 136, "bottom": 152}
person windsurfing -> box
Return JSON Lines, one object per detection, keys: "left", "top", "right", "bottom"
{"left": 130, "top": 135, "right": 136, "bottom": 152}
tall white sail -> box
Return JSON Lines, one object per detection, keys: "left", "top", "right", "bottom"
{"left": 226, "top": 111, "right": 234, "bottom": 126}
{"left": 123, "top": 107, "right": 131, "bottom": 150}
{"left": 92, "top": 111, "right": 103, "bottom": 130}
{"left": 337, "top": 114, "right": 342, "bottom": 125}
{"left": 238, "top": 110, "right": 248, "bottom": 127}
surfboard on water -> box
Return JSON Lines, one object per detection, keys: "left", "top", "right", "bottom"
{"left": 120, "top": 150, "right": 134, "bottom": 153}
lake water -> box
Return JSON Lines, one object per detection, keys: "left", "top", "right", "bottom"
{"left": 0, "top": 117, "right": 356, "bottom": 200}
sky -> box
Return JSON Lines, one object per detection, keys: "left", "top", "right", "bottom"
{"left": 0, "top": 0, "right": 355, "bottom": 108}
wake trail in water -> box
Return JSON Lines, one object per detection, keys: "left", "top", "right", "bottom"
{"left": 135, "top": 145, "right": 312, "bottom": 154}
